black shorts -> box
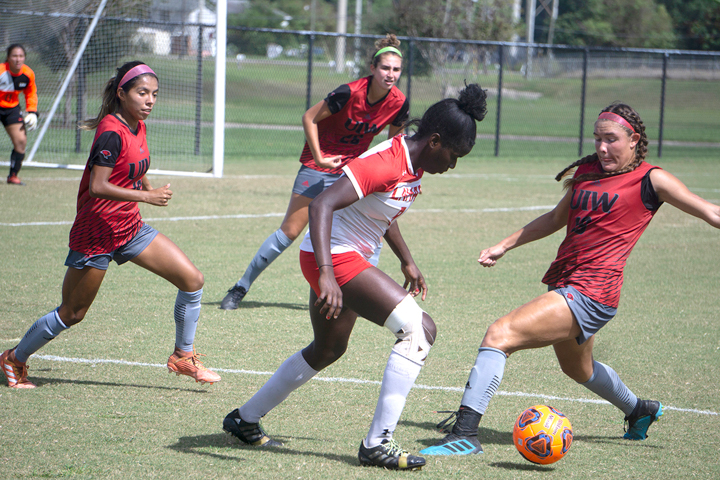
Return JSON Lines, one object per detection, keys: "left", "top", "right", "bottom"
{"left": 0, "top": 106, "right": 24, "bottom": 127}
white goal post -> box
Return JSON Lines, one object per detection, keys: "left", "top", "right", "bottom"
{"left": 1, "top": 0, "right": 228, "bottom": 178}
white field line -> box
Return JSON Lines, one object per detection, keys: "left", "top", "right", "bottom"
{"left": 30, "top": 353, "right": 718, "bottom": 417}
{"left": 1, "top": 205, "right": 555, "bottom": 227}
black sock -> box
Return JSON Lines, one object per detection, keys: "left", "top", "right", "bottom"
{"left": 451, "top": 405, "right": 483, "bottom": 436}
{"left": 10, "top": 149, "right": 25, "bottom": 176}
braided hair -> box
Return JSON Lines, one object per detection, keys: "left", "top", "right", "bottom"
{"left": 80, "top": 61, "right": 158, "bottom": 131}
{"left": 555, "top": 103, "right": 648, "bottom": 189}
{"left": 405, "top": 82, "right": 488, "bottom": 153}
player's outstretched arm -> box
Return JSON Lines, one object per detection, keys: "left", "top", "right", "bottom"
{"left": 650, "top": 169, "right": 720, "bottom": 229}
{"left": 384, "top": 221, "right": 427, "bottom": 300}
{"left": 479, "top": 189, "right": 572, "bottom": 267}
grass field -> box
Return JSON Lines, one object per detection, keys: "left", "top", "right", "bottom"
{"left": 1, "top": 151, "right": 719, "bottom": 479}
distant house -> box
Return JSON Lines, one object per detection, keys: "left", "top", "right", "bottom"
{"left": 143, "top": 0, "right": 250, "bottom": 56}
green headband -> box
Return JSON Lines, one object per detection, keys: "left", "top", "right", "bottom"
{"left": 374, "top": 46, "right": 402, "bottom": 58}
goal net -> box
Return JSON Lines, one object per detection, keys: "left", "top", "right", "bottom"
{"left": 1, "top": 0, "right": 218, "bottom": 177}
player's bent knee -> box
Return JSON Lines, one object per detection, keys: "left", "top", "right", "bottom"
{"left": 422, "top": 312, "right": 436, "bottom": 346}
{"left": 481, "top": 320, "right": 513, "bottom": 351}
{"left": 384, "top": 295, "right": 432, "bottom": 366}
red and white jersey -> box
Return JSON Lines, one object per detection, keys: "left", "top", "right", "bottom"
{"left": 69, "top": 114, "right": 150, "bottom": 255}
{"left": 542, "top": 161, "right": 662, "bottom": 307}
{"left": 299, "top": 135, "right": 422, "bottom": 259}
{"left": 299, "top": 76, "right": 408, "bottom": 174}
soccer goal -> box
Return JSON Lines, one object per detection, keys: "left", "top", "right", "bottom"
{"left": 1, "top": 0, "right": 227, "bottom": 177}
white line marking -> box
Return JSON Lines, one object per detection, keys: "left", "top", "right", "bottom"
{"left": 30, "top": 354, "right": 718, "bottom": 416}
{"left": 1, "top": 206, "right": 554, "bottom": 227}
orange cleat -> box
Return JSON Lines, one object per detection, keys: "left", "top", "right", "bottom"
{"left": 167, "top": 347, "right": 221, "bottom": 385}
{"left": 7, "top": 174, "right": 25, "bottom": 185}
{"left": 0, "top": 349, "right": 36, "bottom": 388}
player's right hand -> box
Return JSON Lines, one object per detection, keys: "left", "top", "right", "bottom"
{"left": 316, "top": 269, "right": 343, "bottom": 319}
{"left": 23, "top": 112, "right": 38, "bottom": 131}
{"left": 315, "top": 155, "right": 343, "bottom": 170}
{"left": 478, "top": 245, "right": 506, "bottom": 267}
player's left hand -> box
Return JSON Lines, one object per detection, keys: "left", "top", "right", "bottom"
{"left": 401, "top": 262, "right": 427, "bottom": 301}
{"left": 23, "top": 112, "right": 38, "bottom": 131}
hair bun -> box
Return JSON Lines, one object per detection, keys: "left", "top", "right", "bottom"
{"left": 457, "top": 83, "right": 488, "bottom": 122}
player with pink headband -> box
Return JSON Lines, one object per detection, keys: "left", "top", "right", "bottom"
{"left": 1, "top": 61, "right": 221, "bottom": 389}
{"left": 422, "top": 102, "right": 720, "bottom": 456}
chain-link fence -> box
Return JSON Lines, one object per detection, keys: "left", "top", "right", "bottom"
{"left": 2, "top": 7, "right": 719, "bottom": 173}
{"left": 228, "top": 27, "right": 720, "bottom": 161}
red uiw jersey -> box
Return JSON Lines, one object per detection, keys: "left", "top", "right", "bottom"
{"left": 0, "top": 63, "right": 38, "bottom": 112}
{"left": 69, "top": 114, "right": 150, "bottom": 255}
{"left": 542, "top": 161, "right": 662, "bottom": 307}
{"left": 299, "top": 76, "right": 408, "bottom": 174}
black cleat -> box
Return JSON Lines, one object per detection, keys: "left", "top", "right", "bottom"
{"left": 223, "top": 408, "right": 282, "bottom": 447}
{"left": 358, "top": 439, "right": 425, "bottom": 470}
{"left": 624, "top": 399, "right": 663, "bottom": 440}
{"left": 220, "top": 285, "right": 247, "bottom": 310}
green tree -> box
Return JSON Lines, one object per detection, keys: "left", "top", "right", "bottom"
{"left": 227, "top": 0, "right": 337, "bottom": 56}
{"left": 389, "top": 0, "right": 518, "bottom": 87}
{"left": 658, "top": 0, "right": 720, "bottom": 50}
{"left": 553, "top": 0, "right": 676, "bottom": 48}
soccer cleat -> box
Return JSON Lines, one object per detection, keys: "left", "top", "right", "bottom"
{"left": 7, "top": 174, "right": 25, "bottom": 185}
{"left": 420, "top": 433, "right": 483, "bottom": 455}
{"left": 167, "top": 348, "right": 221, "bottom": 385}
{"left": 1, "top": 349, "right": 36, "bottom": 389}
{"left": 623, "top": 399, "right": 663, "bottom": 440}
{"left": 358, "top": 439, "right": 426, "bottom": 470}
{"left": 223, "top": 408, "right": 283, "bottom": 447}
{"left": 220, "top": 285, "right": 248, "bottom": 310}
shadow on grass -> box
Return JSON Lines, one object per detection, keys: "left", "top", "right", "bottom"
{"left": 28, "top": 374, "right": 212, "bottom": 393}
{"left": 403, "top": 419, "right": 662, "bottom": 450}
{"left": 167, "top": 433, "right": 358, "bottom": 466}
{"left": 207, "top": 300, "right": 307, "bottom": 311}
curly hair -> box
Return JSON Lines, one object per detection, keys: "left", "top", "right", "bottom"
{"left": 371, "top": 33, "right": 402, "bottom": 67}
{"left": 555, "top": 103, "right": 648, "bottom": 189}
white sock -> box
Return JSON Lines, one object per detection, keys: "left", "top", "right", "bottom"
{"left": 239, "top": 350, "right": 318, "bottom": 423}
{"left": 364, "top": 352, "right": 422, "bottom": 448}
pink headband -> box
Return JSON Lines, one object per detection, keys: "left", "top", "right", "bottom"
{"left": 597, "top": 112, "right": 635, "bottom": 133}
{"left": 118, "top": 64, "right": 156, "bottom": 88}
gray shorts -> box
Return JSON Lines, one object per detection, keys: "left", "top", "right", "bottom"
{"left": 64, "top": 223, "right": 159, "bottom": 271}
{"left": 292, "top": 165, "right": 342, "bottom": 199}
{"left": 550, "top": 285, "right": 617, "bottom": 345}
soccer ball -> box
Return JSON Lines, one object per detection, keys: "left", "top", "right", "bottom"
{"left": 512, "top": 405, "right": 573, "bottom": 465}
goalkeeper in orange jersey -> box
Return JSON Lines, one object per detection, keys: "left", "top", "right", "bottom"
{"left": 1, "top": 44, "right": 38, "bottom": 185}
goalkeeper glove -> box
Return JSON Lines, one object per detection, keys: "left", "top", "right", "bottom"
{"left": 24, "top": 112, "right": 38, "bottom": 131}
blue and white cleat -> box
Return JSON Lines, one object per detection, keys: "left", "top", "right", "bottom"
{"left": 420, "top": 433, "right": 483, "bottom": 455}
{"left": 623, "top": 399, "right": 663, "bottom": 440}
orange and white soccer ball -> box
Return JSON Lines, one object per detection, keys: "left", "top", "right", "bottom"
{"left": 512, "top": 405, "right": 573, "bottom": 464}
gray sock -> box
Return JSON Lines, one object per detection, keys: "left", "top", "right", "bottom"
{"left": 581, "top": 360, "right": 638, "bottom": 415}
{"left": 237, "top": 229, "right": 293, "bottom": 289}
{"left": 15, "top": 309, "right": 68, "bottom": 362}
{"left": 175, "top": 289, "right": 202, "bottom": 351}
{"left": 460, "top": 347, "right": 507, "bottom": 415}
